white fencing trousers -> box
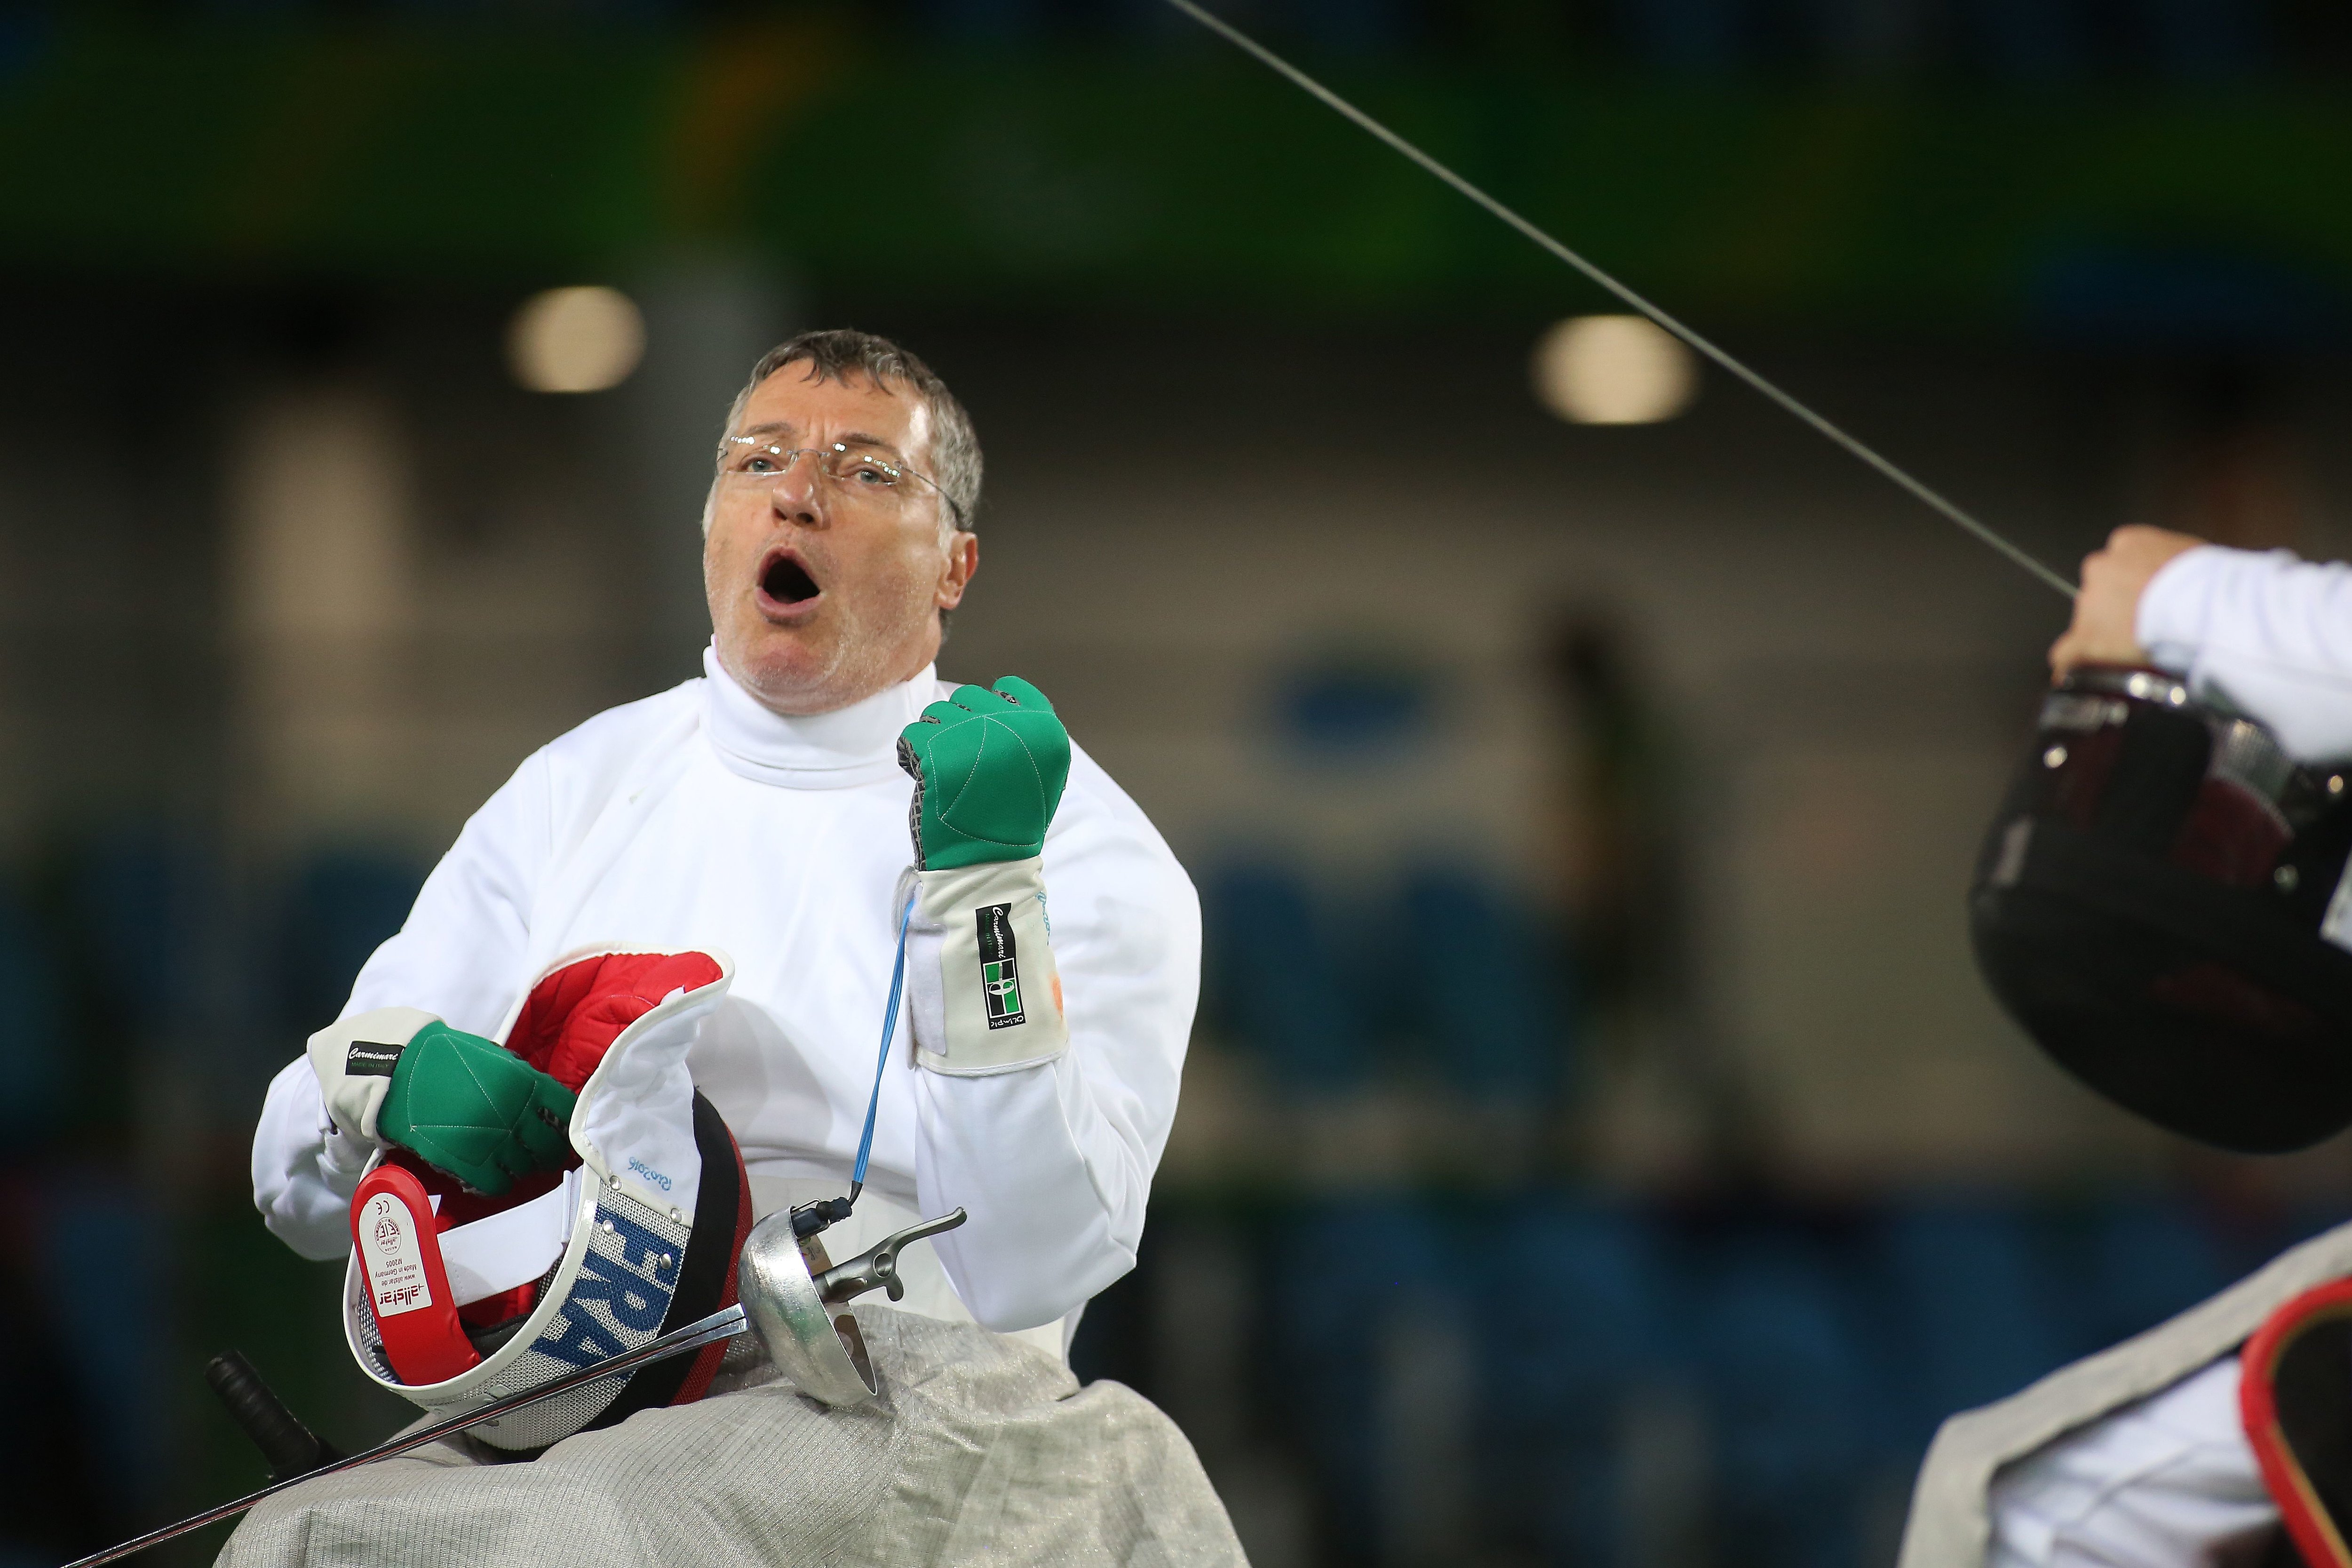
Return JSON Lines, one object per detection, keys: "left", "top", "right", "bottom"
{"left": 220, "top": 1304, "right": 1246, "bottom": 1568}
{"left": 1987, "top": 1357, "right": 2277, "bottom": 1568}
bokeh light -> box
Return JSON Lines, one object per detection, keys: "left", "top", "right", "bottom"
{"left": 507, "top": 286, "right": 646, "bottom": 394}
{"left": 1531, "top": 313, "right": 1700, "bottom": 425}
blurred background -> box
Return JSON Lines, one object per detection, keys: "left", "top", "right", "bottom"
{"left": 6, "top": 0, "right": 2352, "bottom": 1563}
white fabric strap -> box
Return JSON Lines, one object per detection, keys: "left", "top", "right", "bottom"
{"left": 905, "top": 857, "right": 1069, "bottom": 1076}
{"left": 438, "top": 1169, "right": 585, "bottom": 1308}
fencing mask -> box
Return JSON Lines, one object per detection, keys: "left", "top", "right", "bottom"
{"left": 1971, "top": 666, "right": 2352, "bottom": 1153}
{"left": 342, "top": 946, "right": 752, "bottom": 1453}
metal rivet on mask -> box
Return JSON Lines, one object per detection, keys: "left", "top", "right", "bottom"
{"left": 2042, "top": 745, "right": 2067, "bottom": 769}
{"left": 670, "top": 1208, "right": 683, "bottom": 1222}
{"left": 2277, "top": 865, "right": 2302, "bottom": 893}
{"left": 601, "top": 1218, "right": 616, "bottom": 1234}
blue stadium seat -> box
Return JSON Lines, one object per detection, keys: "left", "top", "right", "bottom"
{"left": 2078, "top": 1199, "right": 2231, "bottom": 1355}
{"left": 1201, "top": 863, "right": 1366, "bottom": 1094}
{"left": 1396, "top": 865, "right": 1569, "bottom": 1108}
{"left": 1475, "top": 1197, "right": 1663, "bottom": 1567}
{"left": 1269, "top": 1197, "right": 1447, "bottom": 1561}
{"left": 41, "top": 1182, "right": 167, "bottom": 1519}
{"left": 1692, "top": 1230, "right": 1878, "bottom": 1568}
{"left": 69, "top": 828, "right": 219, "bottom": 1038}
{"left": 278, "top": 850, "right": 426, "bottom": 1034}
{"left": 2274, "top": 1202, "right": 2352, "bottom": 1261}
{"left": 1877, "top": 1200, "right": 2072, "bottom": 1447}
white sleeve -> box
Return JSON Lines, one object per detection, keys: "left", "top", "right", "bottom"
{"left": 2138, "top": 546, "right": 2352, "bottom": 763}
{"left": 913, "top": 750, "right": 1200, "bottom": 1333}
{"left": 249, "top": 1056, "right": 378, "bottom": 1261}
{"left": 250, "top": 750, "right": 554, "bottom": 1258}
{"left": 1987, "top": 1356, "right": 2274, "bottom": 1568}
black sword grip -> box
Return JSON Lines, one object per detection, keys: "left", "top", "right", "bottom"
{"left": 203, "top": 1351, "right": 342, "bottom": 1482}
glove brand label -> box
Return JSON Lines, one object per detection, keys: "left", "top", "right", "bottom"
{"left": 362, "top": 1191, "right": 435, "bottom": 1316}
{"left": 346, "top": 1041, "right": 404, "bottom": 1078}
{"left": 975, "top": 902, "right": 1025, "bottom": 1029}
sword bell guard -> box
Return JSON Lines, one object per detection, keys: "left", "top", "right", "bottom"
{"left": 736, "top": 1204, "right": 967, "bottom": 1408}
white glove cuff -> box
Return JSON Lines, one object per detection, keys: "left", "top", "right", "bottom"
{"left": 905, "top": 857, "right": 1069, "bottom": 1077}
{"left": 307, "top": 1005, "right": 439, "bottom": 1144}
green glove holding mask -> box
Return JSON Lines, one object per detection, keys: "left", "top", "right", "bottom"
{"left": 897, "top": 677, "right": 1075, "bottom": 1076}
{"left": 310, "top": 1009, "right": 576, "bottom": 1195}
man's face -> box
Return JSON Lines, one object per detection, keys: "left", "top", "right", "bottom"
{"left": 704, "top": 364, "right": 978, "bottom": 716}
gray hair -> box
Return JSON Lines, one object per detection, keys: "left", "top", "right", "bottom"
{"left": 708, "top": 328, "right": 983, "bottom": 536}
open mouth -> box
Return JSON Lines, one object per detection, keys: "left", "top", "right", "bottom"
{"left": 758, "top": 550, "right": 821, "bottom": 610}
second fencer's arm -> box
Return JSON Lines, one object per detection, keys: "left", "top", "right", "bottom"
{"left": 2051, "top": 525, "right": 2352, "bottom": 762}
{"left": 2047, "top": 525, "right": 2207, "bottom": 677}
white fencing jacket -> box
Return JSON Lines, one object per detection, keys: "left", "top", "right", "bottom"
{"left": 253, "top": 648, "right": 1200, "bottom": 1339}
{"left": 2140, "top": 544, "right": 2352, "bottom": 762}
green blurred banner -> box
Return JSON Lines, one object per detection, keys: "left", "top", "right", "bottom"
{"left": 5, "top": 20, "right": 2351, "bottom": 328}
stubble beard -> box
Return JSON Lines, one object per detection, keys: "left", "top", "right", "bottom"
{"left": 722, "top": 573, "right": 937, "bottom": 717}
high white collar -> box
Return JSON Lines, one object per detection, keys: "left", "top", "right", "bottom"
{"left": 700, "top": 645, "right": 936, "bottom": 790}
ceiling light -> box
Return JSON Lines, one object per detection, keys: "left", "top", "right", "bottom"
{"left": 508, "top": 286, "right": 646, "bottom": 394}
{"left": 1531, "top": 314, "right": 1699, "bottom": 425}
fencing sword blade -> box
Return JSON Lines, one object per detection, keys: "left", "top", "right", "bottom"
{"left": 1160, "top": 0, "right": 2078, "bottom": 602}
{"left": 61, "top": 1302, "right": 752, "bottom": 1568}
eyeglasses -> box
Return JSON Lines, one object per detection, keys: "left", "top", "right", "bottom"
{"left": 716, "top": 437, "right": 964, "bottom": 526}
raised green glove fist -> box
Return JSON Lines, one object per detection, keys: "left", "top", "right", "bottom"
{"left": 897, "top": 677, "right": 1072, "bottom": 870}
{"left": 377, "top": 1022, "right": 576, "bottom": 1196}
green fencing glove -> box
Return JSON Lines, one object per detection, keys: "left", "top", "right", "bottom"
{"left": 897, "top": 677, "right": 1072, "bottom": 870}
{"left": 898, "top": 677, "right": 1074, "bottom": 1076}
{"left": 310, "top": 1009, "right": 576, "bottom": 1196}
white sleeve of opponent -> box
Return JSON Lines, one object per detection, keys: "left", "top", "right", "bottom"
{"left": 1987, "top": 1356, "right": 2274, "bottom": 1568}
{"left": 912, "top": 747, "right": 1200, "bottom": 1333}
{"left": 2138, "top": 545, "right": 2352, "bottom": 763}
{"left": 250, "top": 749, "right": 555, "bottom": 1259}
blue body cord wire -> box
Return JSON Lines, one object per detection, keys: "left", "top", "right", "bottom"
{"left": 849, "top": 891, "right": 917, "bottom": 1203}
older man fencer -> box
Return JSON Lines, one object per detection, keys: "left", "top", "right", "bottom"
{"left": 1901, "top": 526, "right": 2352, "bottom": 1568}
{"left": 238, "top": 329, "right": 1243, "bottom": 1566}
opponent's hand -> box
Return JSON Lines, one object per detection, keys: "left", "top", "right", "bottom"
{"left": 2049, "top": 525, "right": 2207, "bottom": 680}
{"left": 377, "top": 1024, "right": 575, "bottom": 1195}
{"left": 897, "top": 677, "right": 1071, "bottom": 870}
